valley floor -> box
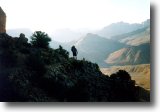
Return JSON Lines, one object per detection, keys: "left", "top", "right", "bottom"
{"left": 100, "top": 64, "right": 150, "bottom": 90}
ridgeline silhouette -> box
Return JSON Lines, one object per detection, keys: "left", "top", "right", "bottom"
{"left": 0, "top": 32, "right": 150, "bottom": 102}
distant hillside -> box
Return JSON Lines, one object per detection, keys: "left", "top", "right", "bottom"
{"left": 74, "top": 33, "right": 125, "bottom": 67}
{"left": 103, "top": 20, "right": 150, "bottom": 66}
{"left": 97, "top": 19, "right": 150, "bottom": 38}
{"left": 111, "top": 26, "right": 150, "bottom": 46}
{"left": 106, "top": 43, "right": 150, "bottom": 65}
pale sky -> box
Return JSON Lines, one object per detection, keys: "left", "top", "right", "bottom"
{"left": 0, "top": 0, "right": 150, "bottom": 32}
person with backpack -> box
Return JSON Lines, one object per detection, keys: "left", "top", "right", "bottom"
{"left": 71, "top": 45, "right": 78, "bottom": 59}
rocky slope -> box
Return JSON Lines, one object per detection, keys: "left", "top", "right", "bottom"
{"left": 106, "top": 43, "right": 150, "bottom": 65}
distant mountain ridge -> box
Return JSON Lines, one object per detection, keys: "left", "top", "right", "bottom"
{"left": 120, "top": 27, "right": 150, "bottom": 46}
{"left": 74, "top": 33, "right": 125, "bottom": 67}
{"left": 111, "top": 26, "right": 149, "bottom": 41}
{"left": 111, "top": 26, "right": 150, "bottom": 46}
{"left": 104, "top": 20, "right": 150, "bottom": 66}
{"left": 97, "top": 19, "right": 150, "bottom": 38}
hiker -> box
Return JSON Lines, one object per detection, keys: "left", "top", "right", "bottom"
{"left": 71, "top": 45, "right": 78, "bottom": 59}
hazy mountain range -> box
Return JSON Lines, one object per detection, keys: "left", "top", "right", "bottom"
{"left": 50, "top": 28, "right": 95, "bottom": 42}
{"left": 111, "top": 25, "right": 150, "bottom": 46}
{"left": 105, "top": 20, "right": 150, "bottom": 66}
{"left": 6, "top": 19, "right": 150, "bottom": 67}
{"left": 74, "top": 33, "right": 125, "bottom": 66}
{"left": 97, "top": 19, "right": 150, "bottom": 38}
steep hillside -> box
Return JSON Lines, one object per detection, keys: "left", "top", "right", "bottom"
{"left": 106, "top": 43, "right": 150, "bottom": 65}
{"left": 74, "top": 33, "right": 125, "bottom": 67}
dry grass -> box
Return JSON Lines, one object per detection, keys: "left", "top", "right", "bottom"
{"left": 100, "top": 64, "right": 150, "bottom": 90}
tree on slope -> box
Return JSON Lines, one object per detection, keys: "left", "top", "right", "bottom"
{"left": 31, "top": 31, "right": 51, "bottom": 49}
